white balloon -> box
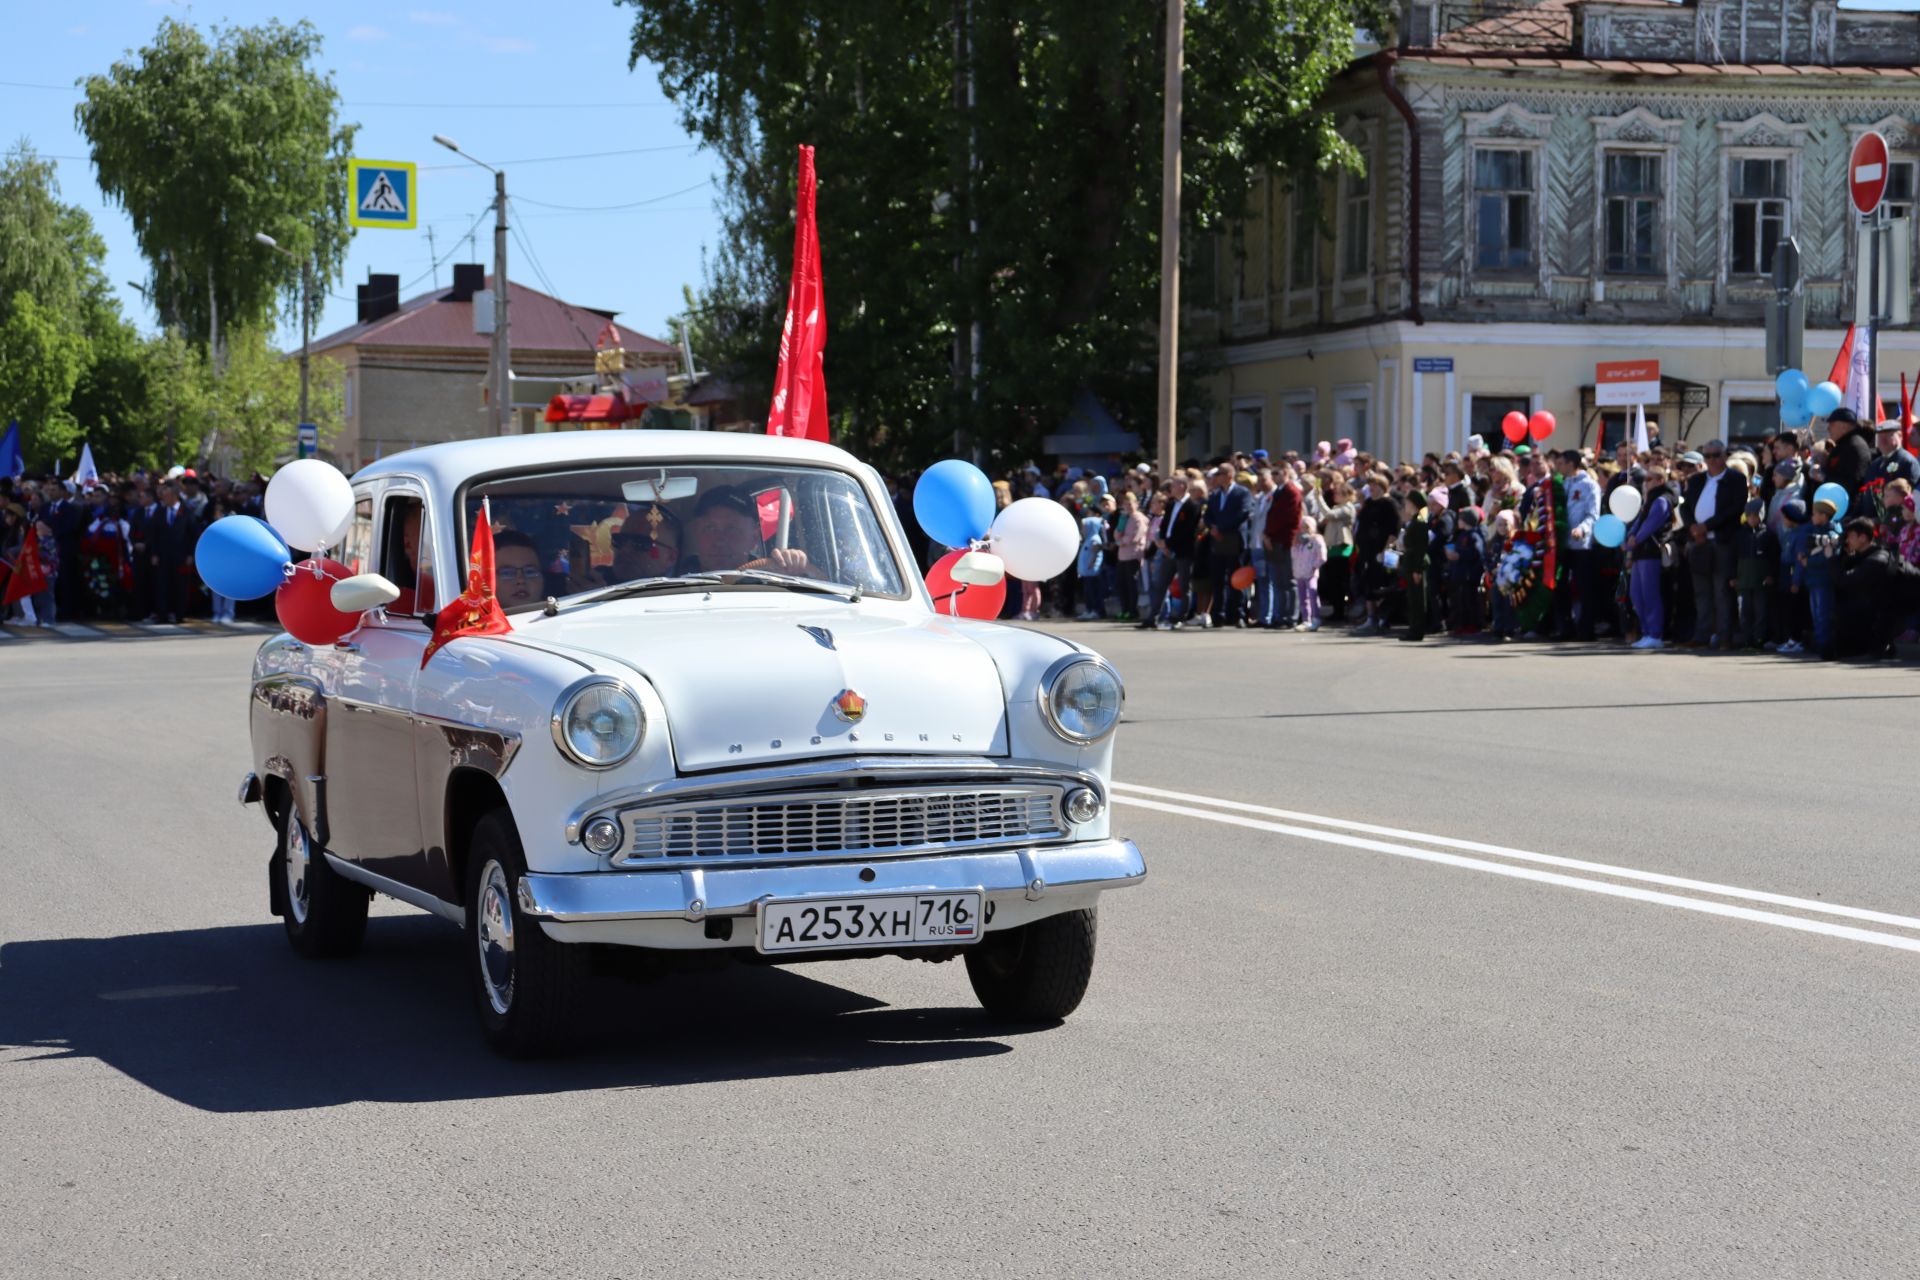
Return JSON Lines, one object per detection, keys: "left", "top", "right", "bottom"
{"left": 1608, "top": 484, "right": 1643, "bottom": 523}
{"left": 265, "top": 459, "right": 355, "bottom": 552}
{"left": 989, "top": 497, "right": 1080, "bottom": 582}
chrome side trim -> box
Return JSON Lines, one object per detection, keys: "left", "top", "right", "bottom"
{"left": 564, "top": 755, "right": 1104, "bottom": 844}
{"left": 323, "top": 852, "right": 465, "bottom": 926}
{"left": 516, "top": 837, "right": 1146, "bottom": 923}
{"left": 238, "top": 772, "right": 261, "bottom": 805}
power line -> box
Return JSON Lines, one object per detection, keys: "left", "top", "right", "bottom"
{"left": 505, "top": 209, "right": 602, "bottom": 352}
{"left": 512, "top": 178, "right": 711, "bottom": 212}
{"left": 420, "top": 143, "right": 699, "bottom": 172}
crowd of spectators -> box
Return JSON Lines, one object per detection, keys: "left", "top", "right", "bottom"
{"left": 924, "top": 405, "right": 1920, "bottom": 662}
{"left": 1, "top": 468, "right": 265, "bottom": 627}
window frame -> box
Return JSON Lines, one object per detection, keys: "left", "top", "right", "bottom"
{"left": 1338, "top": 147, "right": 1373, "bottom": 282}
{"left": 1599, "top": 148, "right": 1668, "bottom": 279}
{"left": 375, "top": 479, "right": 435, "bottom": 624}
{"left": 1287, "top": 179, "right": 1321, "bottom": 298}
{"left": 1723, "top": 149, "right": 1796, "bottom": 281}
{"left": 1469, "top": 144, "right": 1541, "bottom": 278}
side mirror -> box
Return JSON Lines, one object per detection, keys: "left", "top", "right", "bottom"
{"left": 330, "top": 572, "right": 401, "bottom": 613}
{"left": 951, "top": 550, "right": 1006, "bottom": 588}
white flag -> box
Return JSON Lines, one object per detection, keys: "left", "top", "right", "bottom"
{"left": 1845, "top": 323, "right": 1874, "bottom": 422}
{"left": 1633, "top": 402, "right": 1650, "bottom": 456}
{"left": 71, "top": 442, "right": 98, "bottom": 490}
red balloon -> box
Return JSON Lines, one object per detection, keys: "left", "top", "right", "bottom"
{"left": 275, "top": 558, "right": 361, "bottom": 644}
{"left": 1529, "top": 410, "right": 1556, "bottom": 442}
{"left": 1502, "top": 412, "right": 1529, "bottom": 444}
{"left": 925, "top": 550, "right": 1007, "bottom": 620}
{"left": 1230, "top": 564, "right": 1257, "bottom": 591}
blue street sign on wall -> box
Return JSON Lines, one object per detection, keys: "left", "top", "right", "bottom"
{"left": 1413, "top": 357, "right": 1454, "bottom": 373}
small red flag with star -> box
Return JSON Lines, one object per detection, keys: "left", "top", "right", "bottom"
{"left": 423, "top": 500, "right": 512, "bottom": 667}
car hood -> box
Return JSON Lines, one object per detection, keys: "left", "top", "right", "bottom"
{"left": 515, "top": 601, "right": 1009, "bottom": 771}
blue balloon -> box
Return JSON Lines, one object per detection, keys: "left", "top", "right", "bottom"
{"left": 1807, "top": 381, "right": 1844, "bottom": 417}
{"left": 1784, "top": 403, "right": 1814, "bottom": 428}
{"left": 1593, "top": 513, "right": 1627, "bottom": 549}
{"left": 197, "top": 515, "right": 292, "bottom": 600}
{"left": 1775, "top": 369, "right": 1810, "bottom": 403}
{"left": 913, "top": 459, "right": 996, "bottom": 548}
{"left": 1814, "top": 482, "right": 1850, "bottom": 518}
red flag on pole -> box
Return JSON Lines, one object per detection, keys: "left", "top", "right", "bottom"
{"left": 422, "top": 500, "right": 513, "bottom": 667}
{"left": 1904, "top": 370, "right": 1917, "bottom": 450}
{"left": 765, "top": 145, "right": 828, "bottom": 443}
{"left": 2, "top": 524, "right": 49, "bottom": 605}
{"left": 1828, "top": 324, "right": 1856, "bottom": 390}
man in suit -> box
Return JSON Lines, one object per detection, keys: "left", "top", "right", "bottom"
{"left": 1202, "top": 464, "right": 1250, "bottom": 627}
{"left": 43, "top": 485, "right": 85, "bottom": 620}
{"left": 127, "top": 484, "right": 159, "bottom": 621}
{"left": 1152, "top": 478, "right": 1204, "bottom": 628}
{"left": 1681, "top": 438, "right": 1748, "bottom": 651}
{"left": 149, "top": 480, "right": 200, "bottom": 623}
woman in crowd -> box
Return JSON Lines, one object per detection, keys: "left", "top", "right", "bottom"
{"left": 1352, "top": 472, "right": 1401, "bottom": 637}
{"left": 1310, "top": 474, "right": 1356, "bottom": 626}
{"left": 1115, "top": 489, "right": 1149, "bottom": 622}
{"left": 1623, "top": 463, "right": 1675, "bottom": 649}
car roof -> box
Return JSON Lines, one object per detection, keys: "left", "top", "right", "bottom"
{"left": 351, "top": 429, "right": 872, "bottom": 494}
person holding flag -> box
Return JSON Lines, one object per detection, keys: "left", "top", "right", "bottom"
{"left": 2, "top": 514, "right": 54, "bottom": 625}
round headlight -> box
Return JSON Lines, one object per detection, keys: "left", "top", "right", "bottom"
{"left": 551, "top": 678, "right": 644, "bottom": 768}
{"left": 1038, "top": 657, "right": 1124, "bottom": 744}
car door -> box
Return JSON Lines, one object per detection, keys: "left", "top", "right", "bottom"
{"left": 326, "top": 480, "right": 433, "bottom": 886}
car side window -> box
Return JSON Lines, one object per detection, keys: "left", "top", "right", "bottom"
{"left": 378, "top": 494, "right": 434, "bottom": 618}
{"left": 342, "top": 496, "right": 375, "bottom": 577}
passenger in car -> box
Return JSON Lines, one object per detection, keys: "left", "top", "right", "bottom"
{"left": 682, "top": 485, "right": 815, "bottom": 575}
{"left": 601, "top": 503, "right": 681, "bottom": 585}
{"left": 492, "top": 530, "right": 547, "bottom": 609}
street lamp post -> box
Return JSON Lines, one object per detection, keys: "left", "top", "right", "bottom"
{"left": 433, "top": 135, "right": 512, "bottom": 436}
{"left": 253, "top": 232, "right": 311, "bottom": 429}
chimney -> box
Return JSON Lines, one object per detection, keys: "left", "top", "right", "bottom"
{"left": 356, "top": 272, "right": 401, "bottom": 323}
{"left": 449, "top": 262, "right": 484, "bottom": 303}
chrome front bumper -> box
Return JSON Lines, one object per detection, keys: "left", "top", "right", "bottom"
{"left": 516, "top": 838, "right": 1145, "bottom": 924}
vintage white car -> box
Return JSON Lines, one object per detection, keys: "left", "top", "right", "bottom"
{"left": 240, "top": 430, "right": 1145, "bottom": 1055}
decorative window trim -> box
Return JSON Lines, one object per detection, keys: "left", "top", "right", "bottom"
{"left": 1715, "top": 112, "right": 1811, "bottom": 150}
{"left": 1461, "top": 103, "right": 1555, "bottom": 144}
{"left": 1845, "top": 116, "right": 1918, "bottom": 155}
{"left": 1589, "top": 107, "right": 1684, "bottom": 148}
{"left": 1336, "top": 121, "right": 1378, "bottom": 287}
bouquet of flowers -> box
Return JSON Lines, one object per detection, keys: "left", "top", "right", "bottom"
{"left": 1495, "top": 542, "right": 1537, "bottom": 603}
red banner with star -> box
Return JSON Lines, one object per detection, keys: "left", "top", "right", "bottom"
{"left": 423, "top": 501, "right": 512, "bottom": 667}
{"left": 2, "top": 524, "right": 49, "bottom": 605}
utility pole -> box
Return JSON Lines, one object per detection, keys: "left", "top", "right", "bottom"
{"left": 435, "top": 135, "right": 513, "bottom": 436}
{"left": 1155, "top": 0, "right": 1185, "bottom": 476}
{"left": 252, "top": 232, "right": 312, "bottom": 425}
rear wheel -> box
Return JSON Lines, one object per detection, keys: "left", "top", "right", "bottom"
{"left": 964, "top": 907, "right": 1098, "bottom": 1021}
{"left": 273, "top": 807, "right": 369, "bottom": 959}
{"left": 466, "top": 809, "right": 587, "bottom": 1058}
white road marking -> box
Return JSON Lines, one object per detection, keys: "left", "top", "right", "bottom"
{"left": 1113, "top": 791, "right": 1920, "bottom": 955}
{"left": 1113, "top": 781, "right": 1920, "bottom": 933}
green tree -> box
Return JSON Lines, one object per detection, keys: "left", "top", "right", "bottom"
{"left": 629, "top": 0, "right": 1384, "bottom": 468}
{"left": 76, "top": 17, "right": 356, "bottom": 355}
{"left": 0, "top": 291, "right": 89, "bottom": 464}
{"left": 208, "top": 326, "right": 343, "bottom": 475}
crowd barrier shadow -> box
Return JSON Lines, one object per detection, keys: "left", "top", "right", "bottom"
{"left": 0, "top": 916, "right": 1028, "bottom": 1113}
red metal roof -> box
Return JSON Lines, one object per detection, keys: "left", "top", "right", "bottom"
{"left": 1398, "top": 51, "right": 1920, "bottom": 75}
{"left": 310, "top": 275, "right": 675, "bottom": 358}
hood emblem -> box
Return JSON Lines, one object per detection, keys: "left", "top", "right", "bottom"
{"left": 799, "top": 624, "right": 835, "bottom": 650}
{"left": 831, "top": 688, "right": 867, "bottom": 724}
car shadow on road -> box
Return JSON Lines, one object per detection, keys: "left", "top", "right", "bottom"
{"left": 0, "top": 916, "right": 1034, "bottom": 1113}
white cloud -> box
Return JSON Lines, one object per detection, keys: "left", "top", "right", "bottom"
{"left": 407, "top": 10, "right": 460, "bottom": 25}
{"left": 346, "top": 24, "right": 388, "bottom": 42}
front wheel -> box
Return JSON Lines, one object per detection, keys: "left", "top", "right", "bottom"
{"left": 273, "top": 807, "right": 369, "bottom": 959}
{"left": 964, "top": 907, "right": 1098, "bottom": 1022}
{"left": 465, "top": 809, "right": 587, "bottom": 1058}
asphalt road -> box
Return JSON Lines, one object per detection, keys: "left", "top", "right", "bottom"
{"left": 3, "top": 625, "right": 1918, "bottom": 1278}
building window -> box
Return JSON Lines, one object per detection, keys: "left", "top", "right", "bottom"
{"left": 1186, "top": 231, "right": 1219, "bottom": 310}
{"left": 1474, "top": 150, "right": 1533, "bottom": 272}
{"left": 1604, "top": 153, "right": 1663, "bottom": 276}
{"left": 1289, "top": 182, "right": 1318, "bottom": 291}
{"left": 1342, "top": 164, "right": 1372, "bottom": 278}
{"left": 1470, "top": 395, "right": 1532, "bottom": 445}
{"left": 1598, "top": 411, "right": 1661, "bottom": 451}
{"left": 1729, "top": 157, "right": 1789, "bottom": 276}
{"left": 1887, "top": 159, "right": 1915, "bottom": 221}
{"left": 1726, "top": 400, "right": 1780, "bottom": 446}
{"left": 1334, "top": 390, "right": 1370, "bottom": 451}
{"left": 1230, "top": 401, "right": 1265, "bottom": 453}
{"left": 1281, "top": 393, "right": 1315, "bottom": 454}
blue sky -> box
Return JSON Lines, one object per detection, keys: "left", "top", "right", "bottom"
{"left": 7, "top": 0, "right": 722, "bottom": 350}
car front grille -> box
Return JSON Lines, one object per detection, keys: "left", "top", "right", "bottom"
{"left": 614, "top": 784, "right": 1067, "bottom": 865}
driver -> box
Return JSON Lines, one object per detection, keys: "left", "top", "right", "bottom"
{"left": 682, "top": 485, "right": 815, "bottom": 575}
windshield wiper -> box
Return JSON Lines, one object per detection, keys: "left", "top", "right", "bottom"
{"left": 550, "top": 574, "right": 724, "bottom": 613}
{"left": 711, "top": 568, "right": 862, "bottom": 602}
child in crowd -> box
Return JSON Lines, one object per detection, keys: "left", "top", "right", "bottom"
{"left": 1445, "top": 507, "right": 1485, "bottom": 637}
{"left": 1899, "top": 494, "right": 1920, "bottom": 569}
{"left": 1292, "top": 515, "right": 1327, "bottom": 632}
{"left": 1486, "top": 509, "right": 1519, "bottom": 640}
{"left": 1734, "top": 499, "right": 1776, "bottom": 650}
{"left": 1777, "top": 499, "right": 1810, "bottom": 654}
{"left": 1801, "top": 495, "right": 1843, "bottom": 658}
{"left": 1076, "top": 502, "right": 1106, "bottom": 621}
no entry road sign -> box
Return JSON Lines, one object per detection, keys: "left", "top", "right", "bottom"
{"left": 1852, "top": 132, "right": 1889, "bottom": 218}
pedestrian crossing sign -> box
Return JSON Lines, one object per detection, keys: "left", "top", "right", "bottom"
{"left": 349, "top": 159, "right": 417, "bottom": 229}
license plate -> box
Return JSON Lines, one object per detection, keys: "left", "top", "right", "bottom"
{"left": 757, "top": 891, "right": 983, "bottom": 954}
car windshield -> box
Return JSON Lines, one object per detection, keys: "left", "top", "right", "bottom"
{"left": 464, "top": 461, "right": 908, "bottom": 611}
